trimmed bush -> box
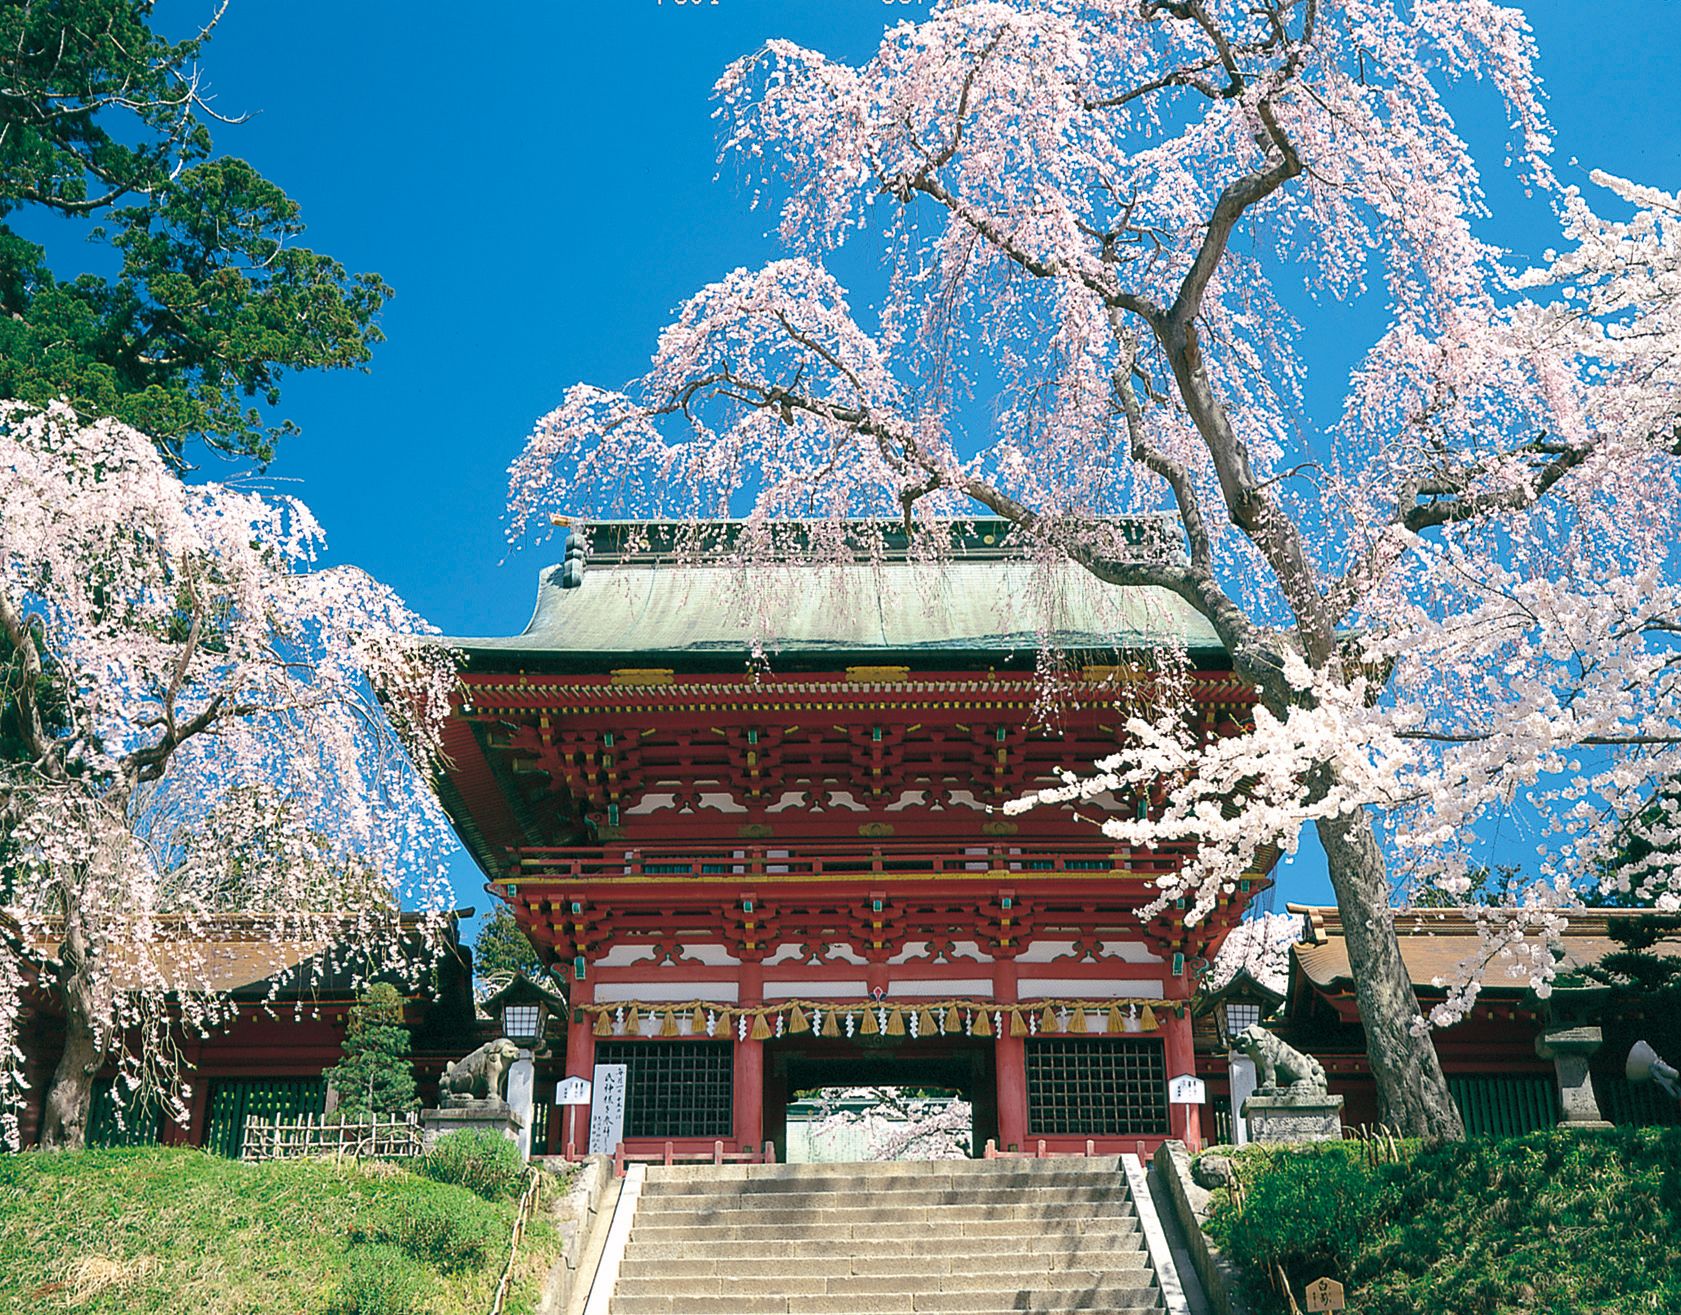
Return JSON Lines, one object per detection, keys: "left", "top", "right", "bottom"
{"left": 1206, "top": 1129, "right": 1681, "bottom": 1315}
{"left": 420, "top": 1128, "right": 527, "bottom": 1201}
{"left": 1215, "top": 1144, "right": 1401, "bottom": 1293}
{"left": 331, "top": 1243, "right": 429, "bottom": 1315}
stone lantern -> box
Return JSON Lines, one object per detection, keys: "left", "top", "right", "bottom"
{"left": 1196, "top": 969, "right": 1285, "bottom": 1145}
{"left": 480, "top": 971, "right": 563, "bottom": 1051}
{"left": 478, "top": 972, "right": 567, "bottom": 1158}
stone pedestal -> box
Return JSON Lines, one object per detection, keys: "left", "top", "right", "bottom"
{"left": 420, "top": 1098, "right": 523, "bottom": 1149}
{"left": 1537, "top": 1025, "right": 1612, "bottom": 1128}
{"left": 1242, "top": 1093, "right": 1345, "bottom": 1143}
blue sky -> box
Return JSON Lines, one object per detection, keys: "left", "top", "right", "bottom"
{"left": 157, "top": 1, "right": 1681, "bottom": 924}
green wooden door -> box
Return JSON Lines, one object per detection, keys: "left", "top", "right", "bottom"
{"left": 204, "top": 1078, "right": 327, "bottom": 1157}
{"left": 1448, "top": 1073, "right": 1558, "bottom": 1136}
{"left": 87, "top": 1080, "right": 162, "bottom": 1148}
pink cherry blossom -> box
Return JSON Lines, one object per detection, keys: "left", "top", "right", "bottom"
{"left": 1, "top": 404, "right": 458, "bottom": 1149}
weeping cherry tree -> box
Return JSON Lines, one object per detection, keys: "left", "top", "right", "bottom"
{"left": 507, "top": 1, "right": 1681, "bottom": 1137}
{"left": 0, "top": 403, "right": 457, "bottom": 1149}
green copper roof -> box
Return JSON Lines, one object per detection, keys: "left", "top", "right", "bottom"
{"left": 452, "top": 520, "right": 1223, "bottom": 664}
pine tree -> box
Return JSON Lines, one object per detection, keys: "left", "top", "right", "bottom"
{"left": 325, "top": 983, "right": 418, "bottom": 1119}
{"left": 474, "top": 905, "right": 543, "bottom": 981}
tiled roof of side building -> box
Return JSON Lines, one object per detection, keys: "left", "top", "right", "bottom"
{"left": 1285, "top": 903, "right": 1681, "bottom": 995}
{"left": 446, "top": 517, "right": 1226, "bottom": 664}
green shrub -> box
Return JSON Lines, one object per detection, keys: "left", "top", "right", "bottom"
{"left": 354, "top": 1194, "right": 506, "bottom": 1273}
{"left": 420, "top": 1129, "right": 526, "bottom": 1201}
{"left": 331, "top": 1243, "right": 430, "bottom": 1315}
{"left": 1214, "top": 1145, "right": 1403, "bottom": 1297}
{"left": 1207, "top": 1130, "right": 1681, "bottom": 1315}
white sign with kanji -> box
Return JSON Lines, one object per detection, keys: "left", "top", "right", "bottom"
{"left": 1168, "top": 1074, "right": 1207, "bottom": 1105}
{"left": 555, "top": 1076, "right": 591, "bottom": 1106}
{"left": 587, "top": 1063, "right": 627, "bottom": 1154}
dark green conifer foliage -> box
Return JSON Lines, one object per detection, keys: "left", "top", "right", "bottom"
{"left": 0, "top": 2, "right": 390, "bottom": 462}
{"left": 473, "top": 905, "right": 543, "bottom": 981}
{"left": 326, "top": 983, "right": 418, "bottom": 1119}
{"left": 1585, "top": 789, "right": 1681, "bottom": 1056}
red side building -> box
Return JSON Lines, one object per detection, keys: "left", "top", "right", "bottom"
{"left": 438, "top": 521, "right": 1274, "bottom": 1159}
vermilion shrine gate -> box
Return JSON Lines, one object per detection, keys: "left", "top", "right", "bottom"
{"left": 438, "top": 521, "right": 1271, "bottom": 1159}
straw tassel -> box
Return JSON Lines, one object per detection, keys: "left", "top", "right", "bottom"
{"left": 941, "top": 1006, "right": 960, "bottom": 1034}
{"left": 625, "top": 1006, "right": 641, "bottom": 1034}
{"left": 1039, "top": 1005, "right": 1058, "bottom": 1033}
{"left": 593, "top": 1009, "right": 612, "bottom": 1037}
{"left": 1107, "top": 1005, "right": 1124, "bottom": 1034}
{"left": 691, "top": 1004, "right": 707, "bottom": 1032}
{"left": 1009, "top": 1008, "right": 1028, "bottom": 1037}
{"left": 1141, "top": 1005, "right": 1158, "bottom": 1031}
{"left": 887, "top": 1007, "right": 906, "bottom": 1036}
{"left": 788, "top": 1004, "right": 810, "bottom": 1034}
{"left": 972, "top": 1009, "right": 992, "bottom": 1038}
{"left": 822, "top": 1009, "right": 842, "bottom": 1038}
{"left": 750, "top": 1010, "right": 773, "bottom": 1041}
{"left": 916, "top": 1007, "right": 937, "bottom": 1036}
{"left": 860, "top": 1006, "right": 880, "bottom": 1035}
{"left": 660, "top": 1009, "right": 679, "bottom": 1037}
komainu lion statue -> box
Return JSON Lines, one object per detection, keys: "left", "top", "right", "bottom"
{"left": 1233, "top": 1024, "right": 1328, "bottom": 1097}
{"left": 440, "top": 1038, "right": 521, "bottom": 1105}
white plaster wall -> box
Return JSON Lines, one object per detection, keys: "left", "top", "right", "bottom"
{"left": 1018, "top": 977, "right": 1166, "bottom": 999}
{"left": 593, "top": 981, "right": 740, "bottom": 1002}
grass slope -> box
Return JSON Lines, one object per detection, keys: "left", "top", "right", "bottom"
{"left": 1202, "top": 1127, "right": 1681, "bottom": 1315}
{"left": 0, "top": 1147, "right": 563, "bottom": 1315}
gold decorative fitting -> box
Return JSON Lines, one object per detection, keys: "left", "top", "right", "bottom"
{"left": 845, "top": 665, "right": 912, "bottom": 683}
{"left": 1081, "top": 664, "right": 1144, "bottom": 683}
{"left": 609, "top": 668, "right": 675, "bottom": 686}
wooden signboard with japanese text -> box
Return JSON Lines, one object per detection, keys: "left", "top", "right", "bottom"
{"left": 587, "top": 1063, "right": 627, "bottom": 1154}
{"left": 1304, "top": 1276, "right": 1345, "bottom": 1312}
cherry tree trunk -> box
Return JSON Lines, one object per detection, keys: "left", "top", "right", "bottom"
{"left": 1316, "top": 806, "right": 1466, "bottom": 1140}
{"left": 38, "top": 921, "right": 102, "bottom": 1151}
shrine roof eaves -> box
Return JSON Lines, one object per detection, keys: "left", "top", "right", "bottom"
{"left": 1283, "top": 902, "right": 1681, "bottom": 997}
{"left": 447, "top": 536, "right": 1224, "bottom": 664}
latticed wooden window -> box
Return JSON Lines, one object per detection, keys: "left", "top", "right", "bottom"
{"left": 87, "top": 1079, "right": 162, "bottom": 1149}
{"left": 204, "top": 1077, "right": 327, "bottom": 1157}
{"left": 1025, "top": 1037, "right": 1169, "bottom": 1136}
{"left": 595, "top": 1040, "right": 733, "bottom": 1138}
{"left": 1447, "top": 1073, "right": 1559, "bottom": 1136}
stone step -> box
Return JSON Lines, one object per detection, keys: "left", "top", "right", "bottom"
{"left": 629, "top": 1215, "right": 1140, "bottom": 1243}
{"left": 618, "top": 1228, "right": 1145, "bottom": 1263}
{"left": 617, "top": 1250, "right": 1153, "bottom": 1280}
{"left": 608, "top": 1285, "right": 1162, "bottom": 1314}
{"left": 615, "top": 1267, "right": 1157, "bottom": 1299}
{"left": 635, "top": 1201, "right": 1137, "bottom": 1227}
{"left": 638, "top": 1183, "right": 1133, "bottom": 1210}
{"left": 645, "top": 1157, "right": 1125, "bottom": 1185}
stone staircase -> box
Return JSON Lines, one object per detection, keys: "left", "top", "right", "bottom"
{"left": 602, "top": 1156, "right": 1173, "bottom": 1314}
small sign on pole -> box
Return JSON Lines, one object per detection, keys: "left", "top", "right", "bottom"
{"left": 1168, "top": 1074, "right": 1207, "bottom": 1105}
{"left": 1304, "top": 1276, "right": 1346, "bottom": 1312}
{"left": 555, "top": 1077, "right": 592, "bottom": 1105}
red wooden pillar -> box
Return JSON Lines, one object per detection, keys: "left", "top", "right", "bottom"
{"left": 993, "top": 961, "right": 1028, "bottom": 1152}
{"left": 733, "top": 965, "right": 765, "bottom": 1153}
{"left": 563, "top": 979, "right": 595, "bottom": 1156}
{"left": 1163, "top": 1001, "right": 1201, "bottom": 1152}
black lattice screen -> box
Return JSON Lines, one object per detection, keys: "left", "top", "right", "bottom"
{"left": 1026, "top": 1037, "right": 1169, "bottom": 1136}
{"left": 595, "top": 1040, "right": 734, "bottom": 1138}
